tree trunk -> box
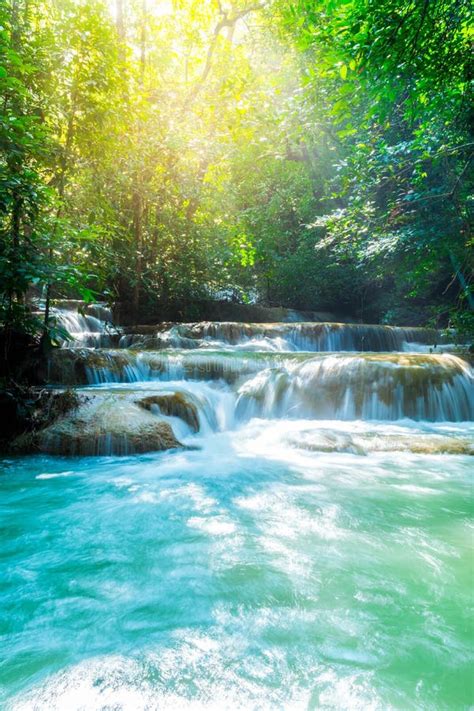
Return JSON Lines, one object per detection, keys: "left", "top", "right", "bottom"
{"left": 140, "top": 0, "right": 146, "bottom": 84}
{"left": 132, "top": 190, "right": 143, "bottom": 314}
{"left": 116, "top": 0, "right": 125, "bottom": 39}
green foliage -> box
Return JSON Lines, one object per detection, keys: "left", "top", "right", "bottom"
{"left": 1, "top": 0, "right": 471, "bottom": 339}
{"left": 274, "top": 0, "right": 473, "bottom": 324}
{"left": 0, "top": 0, "right": 93, "bottom": 349}
{"left": 447, "top": 310, "right": 474, "bottom": 346}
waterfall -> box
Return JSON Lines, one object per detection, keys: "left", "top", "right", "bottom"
{"left": 48, "top": 348, "right": 473, "bottom": 425}
{"left": 39, "top": 310, "right": 473, "bottom": 456}
{"left": 119, "top": 321, "right": 440, "bottom": 352}
{"left": 40, "top": 301, "right": 119, "bottom": 347}
{"left": 235, "top": 354, "right": 473, "bottom": 422}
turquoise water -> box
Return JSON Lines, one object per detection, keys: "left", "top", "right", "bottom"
{"left": 1, "top": 420, "right": 473, "bottom": 710}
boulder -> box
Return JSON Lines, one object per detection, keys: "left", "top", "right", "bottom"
{"left": 137, "top": 392, "right": 200, "bottom": 432}
{"left": 12, "top": 393, "right": 183, "bottom": 456}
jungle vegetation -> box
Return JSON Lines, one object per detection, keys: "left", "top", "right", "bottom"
{"left": 1, "top": 0, "right": 472, "bottom": 346}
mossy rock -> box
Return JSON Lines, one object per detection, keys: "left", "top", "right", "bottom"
{"left": 36, "top": 420, "right": 180, "bottom": 456}
{"left": 137, "top": 393, "right": 200, "bottom": 432}
{"left": 12, "top": 393, "right": 183, "bottom": 456}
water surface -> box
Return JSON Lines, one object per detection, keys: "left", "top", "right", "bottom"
{"left": 1, "top": 420, "right": 473, "bottom": 710}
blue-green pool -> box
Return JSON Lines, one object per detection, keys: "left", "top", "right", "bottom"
{"left": 1, "top": 420, "right": 473, "bottom": 709}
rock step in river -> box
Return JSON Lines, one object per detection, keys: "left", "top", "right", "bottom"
{"left": 24, "top": 304, "right": 473, "bottom": 455}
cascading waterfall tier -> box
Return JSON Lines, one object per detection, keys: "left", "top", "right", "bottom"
{"left": 48, "top": 349, "right": 473, "bottom": 423}
{"left": 119, "top": 321, "right": 441, "bottom": 352}
{"left": 35, "top": 300, "right": 120, "bottom": 347}
{"left": 48, "top": 348, "right": 306, "bottom": 385}
{"left": 36, "top": 305, "right": 473, "bottom": 455}
{"left": 44, "top": 306, "right": 444, "bottom": 353}
{"left": 235, "top": 353, "right": 473, "bottom": 422}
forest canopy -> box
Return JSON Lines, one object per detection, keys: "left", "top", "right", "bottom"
{"left": 1, "top": 0, "right": 473, "bottom": 340}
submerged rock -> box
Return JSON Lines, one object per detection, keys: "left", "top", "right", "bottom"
{"left": 14, "top": 393, "right": 183, "bottom": 456}
{"left": 287, "top": 431, "right": 366, "bottom": 455}
{"left": 288, "top": 430, "right": 474, "bottom": 456}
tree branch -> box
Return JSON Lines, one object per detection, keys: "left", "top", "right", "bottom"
{"left": 186, "top": 3, "right": 263, "bottom": 107}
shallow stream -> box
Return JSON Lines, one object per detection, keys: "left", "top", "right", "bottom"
{"left": 1, "top": 311, "right": 473, "bottom": 709}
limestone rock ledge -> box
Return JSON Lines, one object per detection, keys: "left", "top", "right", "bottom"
{"left": 12, "top": 393, "right": 183, "bottom": 456}
{"left": 137, "top": 393, "right": 200, "bottom": 432}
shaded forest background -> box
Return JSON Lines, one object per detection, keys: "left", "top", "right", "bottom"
{"left": 1, "top": 0, "right": 472, "bottom": 341}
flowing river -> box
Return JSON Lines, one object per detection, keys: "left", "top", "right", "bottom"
{"left": 1, "top": 309, "right": 473, "bottom": 709}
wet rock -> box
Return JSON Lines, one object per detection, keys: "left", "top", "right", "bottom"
{"left": 12, "top": 393, "right": 183, "bottom": 456}
{"left": 287, "top": 431, "right": 366, "bottom": 455}
{"left": 287, "top": 430, "right": 474, "bottom": 456}
{"left": 137, "top": 393, "right": 200, "bottom": 432}
{"left": 237, "top": 354, "right": 473, "bottom": 422}
{"left": 46, "top": 349, "right": 142, "bottom": 386}
{"left": 1, "top": 387, "right": 81, "bottom": 450}
{"left": 116, "top": 321, "right": 442, "bottom": 353}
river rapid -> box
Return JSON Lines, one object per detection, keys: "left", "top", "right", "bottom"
{"left": 1, "top": 309, "right": 473, "bottom": 710}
